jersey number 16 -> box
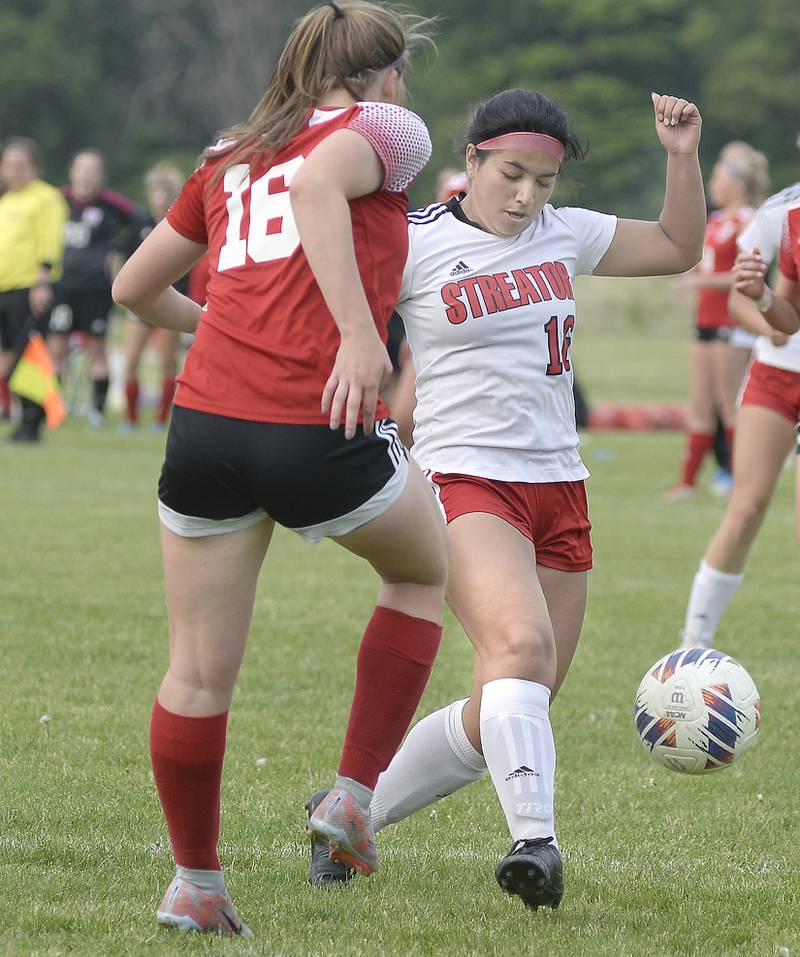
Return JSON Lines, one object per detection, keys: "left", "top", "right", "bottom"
{"left": 217, "top": 158, "right": 304, "bottom": 272}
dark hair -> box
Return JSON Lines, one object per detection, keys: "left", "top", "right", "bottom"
{"left": 207, "top": 1, "right": 435, "bottom": 179}
{"left": 460, "top": 89, "right": 586, "bottom": 170}
{"left": 1, "top": 136, "right": 43, "bottom": 171}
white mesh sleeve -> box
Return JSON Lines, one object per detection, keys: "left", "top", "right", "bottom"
{"left": 348, "top": 102, "right": 432, "bottom": 193}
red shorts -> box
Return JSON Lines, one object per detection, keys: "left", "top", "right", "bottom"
{"left": 740, "top": 360, "right": 800, "bottom": 425}
{"left": 429, "top": 472, "right": 592, "bottom": 572}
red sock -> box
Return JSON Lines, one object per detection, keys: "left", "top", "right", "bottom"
{"left": 725, "top": 427, "right": 735, "bottom": 475}
{"left": 680, "top": 431, "right": 715, "bottom": 487}
{"left": 149, "top": 700, "right": 228, "bottom": 870}
{"left": 125, "top": 379, "right": 139, "bottom": 424}
{"left": 158, "top": 376, "right": 176, "bottom": 424}
{"left": 0, "top": 377, "right": 9, "bottom": 415}
{"left": 338, "top": 606, "right": 442, "bottom": 789}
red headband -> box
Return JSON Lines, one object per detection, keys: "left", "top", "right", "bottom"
{"left": 476, "top": 132, "right": 565, "bottom": 162}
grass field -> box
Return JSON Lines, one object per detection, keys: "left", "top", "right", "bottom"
{"left": 1, "top": 287, "right": 798, "bottom": 956}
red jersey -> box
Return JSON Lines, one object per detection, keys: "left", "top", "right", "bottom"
{"left": 696, "top": 207, "right": 753, "bottom": 329}
{"left": 186, "top": 252, "right": 210, "bottom": 305}
{"left": 778, "top": 205, "right": 800, "bottom": 283}
{"left": 166, "top": 102, "right": 431, "bottom": 424}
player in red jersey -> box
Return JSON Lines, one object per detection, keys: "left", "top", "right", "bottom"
{"left": 112, "top": 1, "right": 446, "bottom": 937}
{"left": 119, "top": 163, "right": 209, "bottom": 430}
{"left": 47, "top": 149, "right": 138, "bottom": 427}
{"left": 667, "top": 143, "right": 769, "bottom": 498}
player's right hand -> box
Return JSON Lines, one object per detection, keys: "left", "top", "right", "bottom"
{"left": 322, "top": 329, "right": 393, "bottom": 439}
{"left": 733, "top": 247, "right": 768, "bottom": 300}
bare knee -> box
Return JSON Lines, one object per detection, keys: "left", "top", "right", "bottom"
{"left": 479, "top": 624, "right": 556, "bottom": 687}
{"left": 726, "top": 494, "right": 770, "bottom": 539}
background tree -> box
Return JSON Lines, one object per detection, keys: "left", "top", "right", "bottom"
{"left": 1, "top": 0, "right": 797, "bottom": 210}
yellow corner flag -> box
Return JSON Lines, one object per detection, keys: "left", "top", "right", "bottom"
{"left": 8, "top": 332, "right": 66, "bottom": 429}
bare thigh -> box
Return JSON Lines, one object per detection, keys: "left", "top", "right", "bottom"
{"left": 705, "top": 404, "right": 795, "bottom": 572}
{"left": 333, "top": 460, "right": 448, "bottom": 622}
{"left": 158, "top": 518, "right": 275, "bottom": 715}
{"left": 711, "top": 341, "right": 749, "bottom": 426}
{"left": 158, "top": 328, "right": 181, "bottom": 378}
{"left": 124, "top": 320, "right": 151, "bottom": 378}
{"left": 687, "top": 341, "right": 717, "bottom": 432}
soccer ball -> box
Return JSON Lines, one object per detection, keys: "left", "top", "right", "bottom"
{"left": 634, "top": 647, "right": 761, "bottom": 773}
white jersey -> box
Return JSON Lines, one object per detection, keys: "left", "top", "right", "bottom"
{"left": 396, "top": 200, "right": 617, "bottom": 482}
{"left": 737, "top": 183, "right": 800, "bottom": 373}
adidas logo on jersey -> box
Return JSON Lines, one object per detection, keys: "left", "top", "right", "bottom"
{"left": 505, "top": 765, "right": 539, "bottom": 781}
{"left": 449, "top": 260, "right": 471, "bottom": 276}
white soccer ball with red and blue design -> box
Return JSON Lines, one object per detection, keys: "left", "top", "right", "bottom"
{"left": 634, "top": 648, "right": 760, "bottom": 773}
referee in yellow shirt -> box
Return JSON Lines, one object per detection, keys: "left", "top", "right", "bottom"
{"left": 0, "top": 137, "right": 68, "bottom": 441}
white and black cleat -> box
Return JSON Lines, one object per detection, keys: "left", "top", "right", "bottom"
{"left": 495, "top": 837, "right": 564, "bottom": 910}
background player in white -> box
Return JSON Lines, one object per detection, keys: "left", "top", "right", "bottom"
{"left": 308, "top": 88, "right": 705, "bottom": 908}
{"left": 112, "top": 0, "right": 447, "bottom": 937}
{"left": 681, "top": 165, "right": 800, "bottom": 648}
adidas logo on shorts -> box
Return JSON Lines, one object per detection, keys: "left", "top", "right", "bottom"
{"left": 449, "top": 260, "right": 471, "bottom": 276}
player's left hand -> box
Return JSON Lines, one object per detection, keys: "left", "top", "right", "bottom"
{"left": 652, "top": 93, "right": 701, "bottom": 155}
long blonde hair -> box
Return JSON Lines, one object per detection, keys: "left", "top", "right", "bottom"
{"left": 206, "top": 2, "right": 434, "bottom": 179}
{"left": 719, "top": 141, "right": 771, "bottom": 207}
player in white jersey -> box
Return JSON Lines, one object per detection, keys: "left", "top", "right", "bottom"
{"left": 681, "top": 175, "right": 800, "bottom": 648}
{"left": 308, "top": 87, "right": 705, "bottom": 908}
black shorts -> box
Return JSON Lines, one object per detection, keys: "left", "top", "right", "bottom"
{"left": 694, "top": 326, "right": 731, "bottom": 343}
{"left": 0, "top": 289, "right": 32, "bottom": 351}
{"left": 158, "top": 406, "right": 408, "bottom": 543}
{"left": 49, "top": 288, "right": 114, "bottom": 337}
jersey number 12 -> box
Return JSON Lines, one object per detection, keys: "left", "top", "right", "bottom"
{"left": 544, "top": 314, "right": 575, "bottom": 376}
{"left": 217, "top": 158, "right": 304, "bottom": 272}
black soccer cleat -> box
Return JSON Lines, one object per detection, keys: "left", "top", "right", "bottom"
{"left": 305, "top": 790, "right": 356, "bottom": 886}
{"left": 495, "top": 837, "right": 564, "bottom": 910}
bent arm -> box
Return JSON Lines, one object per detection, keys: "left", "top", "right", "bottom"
{"left": 763, "top": 276, "right": 800, "bottom": 335}
{"left": 289, "top": 129, "right": 385, "bottom": 338}
{"left": 596, "top": 95, "right": 705, "bottom": 278}
{"left": 727, "top": 288, "right": 778, "bottom": 338}
{"left": 595, "top": 153, "right": 705, "bottom": 277}
{"left": 112, "top": 219, "right": 205, "bottom": 333}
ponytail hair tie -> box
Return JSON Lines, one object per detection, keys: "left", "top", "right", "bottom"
{"left": 327, "top": 1, "right": 344, "bottom": 17}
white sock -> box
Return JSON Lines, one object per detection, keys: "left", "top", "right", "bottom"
{"left": 370, "top": 699, "right": 487, "bottom": 833}
{"left": 176, "top": 866, "right": 227, "bottom": 895}
{"left": 480, "top": 678, "right": 556, "bottom": 844}
{"left": 683, "top": 560, "right": 744, "bottom": 646}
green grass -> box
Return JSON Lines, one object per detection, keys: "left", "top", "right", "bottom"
{"left": 1, "top": 295, "right": 798, "bottom": 956}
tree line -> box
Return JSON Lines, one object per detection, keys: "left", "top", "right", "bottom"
{"left": 2, "top": 0, "right": 797, "bottom": 214}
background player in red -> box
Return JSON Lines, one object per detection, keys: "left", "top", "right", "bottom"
{"left": 47, "top": 149, "right": 138, "bottom": 427}
{"left": 667, "top": 143, "right": 769, "bottom": 498}
{"left": 119, "top": 162, "right": 209, "bottom": 430}
{"left": 112, "top": 0, "right": 446, "bottom": 937}
{"left": 680, "top": 173, "right": 800, "bottom": 648}
{"left": 308, "top": 87, "right": 706, "bottom": 910}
